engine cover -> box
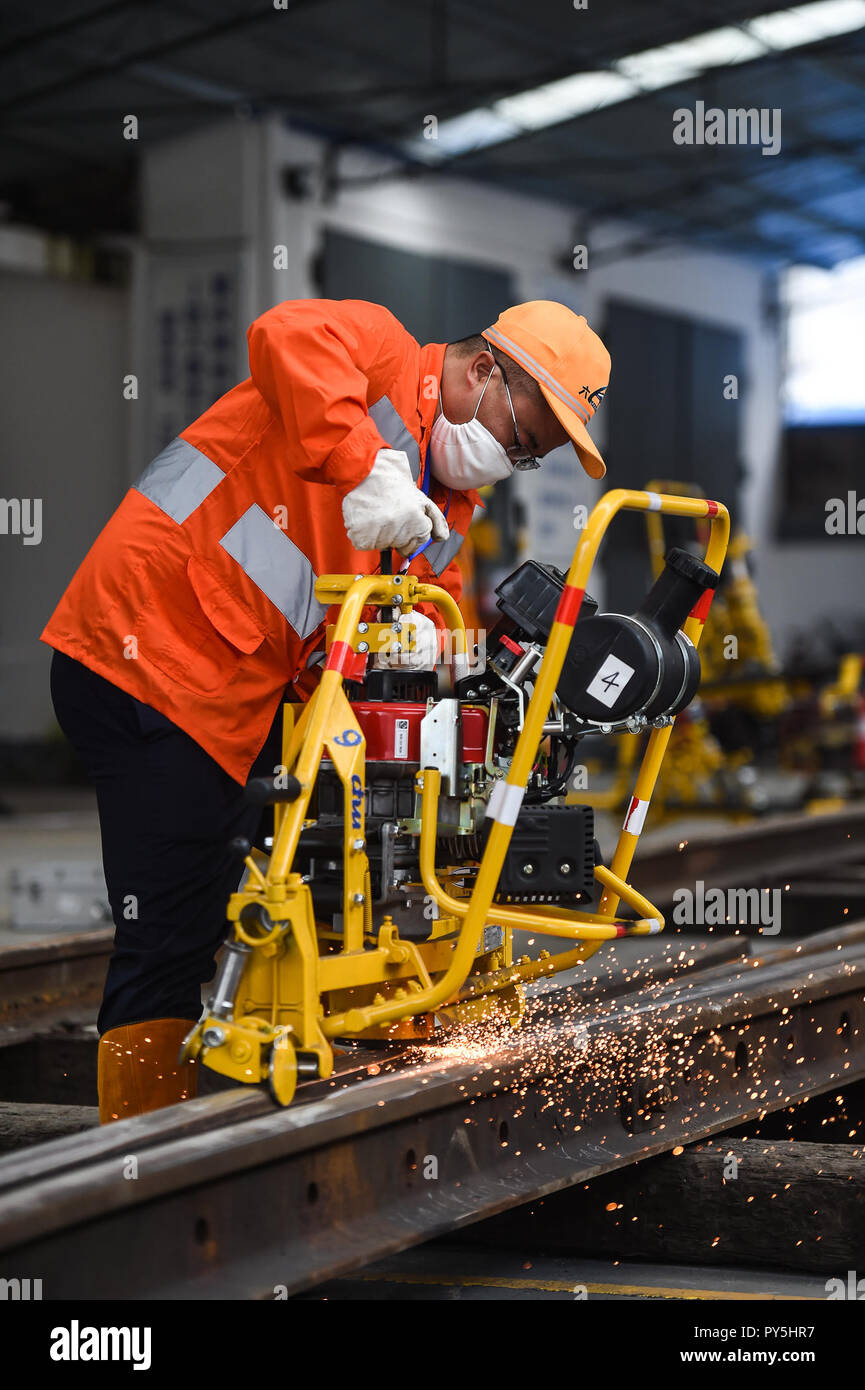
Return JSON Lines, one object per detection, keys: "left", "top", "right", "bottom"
{"left": 321, "top": 701, "right": 489, "bottom": 767}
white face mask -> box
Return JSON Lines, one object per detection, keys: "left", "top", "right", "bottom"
{"left": 428, "top": 367, "right": 515, "bottom": 490}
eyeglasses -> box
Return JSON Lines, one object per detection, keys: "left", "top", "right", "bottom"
{"left": 492, "top": 357, "right": 541, "bottom": 471}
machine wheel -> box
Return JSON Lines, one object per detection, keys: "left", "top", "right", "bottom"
{"left": 267, "top": 1032, "right": 298, "bottom": 1107}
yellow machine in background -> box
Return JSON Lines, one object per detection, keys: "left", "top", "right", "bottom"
{"left": 650, "top": 484, "right": 787, "bottom": 812}
{"left": 182, "top": 490, "right": 728, "bottom": 1105}
{"left": 647, "top": 480, "right": 785, "bottom": 705}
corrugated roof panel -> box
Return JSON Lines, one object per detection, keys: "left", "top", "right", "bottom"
{"left": 1, "top": 0, "right": 864, "bottom": 261}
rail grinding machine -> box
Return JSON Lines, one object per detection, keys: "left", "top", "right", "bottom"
{"left": 181, "top": 489, "right": 729, "bottom": 1104}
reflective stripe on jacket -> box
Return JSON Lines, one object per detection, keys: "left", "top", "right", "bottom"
{"left": 41, "top": 299, "right": 480, "bottom": 783}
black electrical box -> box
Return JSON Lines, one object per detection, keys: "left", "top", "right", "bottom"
{"left": 488, "top": 803, "right": 596, "bottom": 903}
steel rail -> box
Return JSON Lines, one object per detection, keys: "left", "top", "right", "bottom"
{"left": 634, "top": 803, "right": 865, "bottom": 902}
{"left": 0, "top": 928, "right": 112, "bottom": 1017}
{"left": 0, "top": 937, "right": 743, "bottom": 1195}
{"left": 0, "top": 921, "right": 863, "bottom": 1298}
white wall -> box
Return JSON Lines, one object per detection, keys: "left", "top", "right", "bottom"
{"left": 0, "top": 268, "right": 129, "bottom": 737}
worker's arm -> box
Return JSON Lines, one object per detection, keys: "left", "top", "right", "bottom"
{"left": 248, "top": 298, "right": 447, "bottom": 553}
{"left": 247, "top": 298, "right": 393, "bottom": 498}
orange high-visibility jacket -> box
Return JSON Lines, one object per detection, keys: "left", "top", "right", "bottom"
{"left": 41, "top": 299, "right": 480, "bottom": 783}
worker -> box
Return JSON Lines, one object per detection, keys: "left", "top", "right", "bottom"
{"left": 41, "top": 297, "right": 610, "bottom": 1122}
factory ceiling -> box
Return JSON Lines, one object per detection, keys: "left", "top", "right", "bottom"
{"left": 1, "top": 0, "right": 864, "bottom": 266}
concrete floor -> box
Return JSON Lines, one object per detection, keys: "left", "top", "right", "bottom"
{"left": 0, "top": 786, "right": 104, "bottom": 943}
{"left": 300, "top": 1247, "right": 830, "bottom": 1300}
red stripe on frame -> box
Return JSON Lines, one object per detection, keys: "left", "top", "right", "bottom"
{"left": 326, "top": 640, "right": 355, "bottom": 675}
{"left": 705, "top": 499, "right": 719, "bottom": 517}
{"left": 346, "top": 649, "right": 368, "bottom": 682}
{"left": 689, "top": 588, "right": 715, "bottom": 623}
{"left": 555, "top": 585, "right": 585, "bottom": 628}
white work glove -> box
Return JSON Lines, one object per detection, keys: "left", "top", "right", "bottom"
{"left": 375, "top": 611, "right": 439, "bottom": 671}
{"left": 342, "top": 449, "right": 449, "bottom": 556}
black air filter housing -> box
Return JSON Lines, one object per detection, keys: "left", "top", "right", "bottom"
{"left": 494, "top": 560, "right": 598, "bottom": 642}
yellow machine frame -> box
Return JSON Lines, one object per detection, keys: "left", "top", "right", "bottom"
{"left": 182, "top": 489, "right": 729, "bottom": 1104}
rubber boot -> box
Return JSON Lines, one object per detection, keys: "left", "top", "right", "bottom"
{"left": 97, "top": 1018, "right": 198, "bottom": 1124}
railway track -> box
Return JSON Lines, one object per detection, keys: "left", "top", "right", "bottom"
{"left": 0, "top": 804, "right": 863, "bottom": 1298}
{"left": 0, "top": 918, "right": 863, "bottom": 1297}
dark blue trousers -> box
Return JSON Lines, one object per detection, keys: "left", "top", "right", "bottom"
{"left": 49, "top": 650, "right": 285, "bottom": 1035}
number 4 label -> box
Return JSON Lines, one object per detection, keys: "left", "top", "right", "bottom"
{"left": 586, "top": 654, "right": 635, "bottom": 709}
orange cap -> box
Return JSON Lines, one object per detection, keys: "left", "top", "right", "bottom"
{"left": 483, "top": 301, "right": 610, "bottom": 479}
